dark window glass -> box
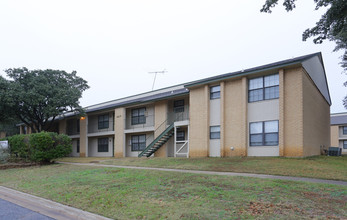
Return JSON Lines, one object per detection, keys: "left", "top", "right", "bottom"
{"left": 210, "top": 126, "right": 220, "bottom": 139}
{"left": 250, "top": 134, "right": 263, "bottom": 146}
{"left": 76, "top": 140, "right": 80, "bottom": 153}
{"left": 248, "top": 74, "right": 279, "bottom": 103}
{"left": 98, "top": 114, "right": 109, "bottom": 129}
{"left": 176, "top": 131, "right": 185, "bottom": 141}
{"left": 131, "top": 108, "right": 146, "bottom": 125}
{"left": 210, "top": 86, "right": 220, "bottom": 99}
{"left": 98, "top": 138, "right": 108, "bottom": 152}
{"left": 344, "top": 141, "right": 347, "bottom": 149}
{"left": 249, "top": 89, "right": 263, "bottom": 102}
{"left": 76, "top": 119, "right": 80, "bottom": 133}
{"left": 174, "top": 100, "right": 185, "bottom": 113}
{"left": 265, "top": 133, "right": 278, "bottom": 146}
{"left": 264, "top": 86, "right": 279, "bottom": 100}
{"left": 131, "top": 134, "right": 146, "bottom": 151}
{"left": 343, "top": 126, "right": 347, "bottom": 135}
{"left": 249, "top": 120, "right": 279, "bottom": 146}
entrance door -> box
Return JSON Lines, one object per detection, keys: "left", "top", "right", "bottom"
{"left": 209, "top": 140, "right": 220, "bottom": 157}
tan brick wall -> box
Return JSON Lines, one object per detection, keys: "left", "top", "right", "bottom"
{"left": 0, "top": 132, "right": 6, "bottom": 138}
{"left": 114, "top": 108, "right": 125, "bottom": 158}
{"left": 224, "top": 77, "right": 247, "bottom": 156}
{"left": 79, "top": 117, "right": 87, "bottom": 157}
{"left": 302, "top": 69, "right": 330, "bottom": 156}
{"left": 189, "top": 85, "right": 209, "bottom": 157}
{"left": 279, "top": 69, "right": 285, "bottom": 156}
{"left": 283, "top": 67, "right": 304, "bottom": 157}
{"left": 220, "top": 81, "right": 225, "bottom": 157}
{"left": 330, "top": 125, "right": 339, "bottom": 147}
{"left": 59, "top": 119, "right": 66, "bottom": 134}
{"left": 154, "top": 100, "right": 168, "bottom": 157}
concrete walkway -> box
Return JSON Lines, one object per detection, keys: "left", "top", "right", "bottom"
{"left": 59, "top": 162, "right": 347, "bottom": 186}
{"left": 0, "top": 186, "right": 112, "bottom": 220}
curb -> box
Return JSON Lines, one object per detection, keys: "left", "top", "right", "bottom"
{"left": 0, "top": 186, "right": 113, "bottom": 220}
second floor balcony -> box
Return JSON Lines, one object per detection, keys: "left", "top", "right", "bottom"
{"left": 88, "top": 113, "right": 114, "bottom": 135}
{"left": 125, "top": 114, "right": 155, "bottom": 131}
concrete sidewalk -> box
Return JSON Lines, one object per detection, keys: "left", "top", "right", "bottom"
{"left": 59, "top": 162, "right": 347, "bottom": 186}
{"left": 0, "top": 186, "right": 112, "bottom": 220}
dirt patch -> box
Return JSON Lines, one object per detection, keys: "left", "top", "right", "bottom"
{"left": 242, "top": 201, "right": 306, "bottom": 216}
{"left": 0, "top": 162, "right": 39, "bottom": 170}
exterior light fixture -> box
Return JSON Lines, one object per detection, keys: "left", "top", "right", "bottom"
{"left": 80, "top": 116, "right": 86, "bottom": 120}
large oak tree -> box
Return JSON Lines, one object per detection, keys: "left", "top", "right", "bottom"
{"left": 0, "top": 68, "right": 89, "bottom": 132}
{"left": 261, "top": 0, "right": 347, "bottom": 106}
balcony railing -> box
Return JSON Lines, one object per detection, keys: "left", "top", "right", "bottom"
{"left": 167, "top": 111, "right": 189, "bottom": 124}
{"left": 125, "top": 114, "right": 155, "bottom": 130}
{"left": 88, "top": 120, "right": 115, "bottom": 133}
{"left": 67, "top": 130, "right": 80, "bottom": 136}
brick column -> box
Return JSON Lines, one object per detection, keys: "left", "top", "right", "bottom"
{"left": 79, "top": 117, "right": 88, "bottom": 157}
{"left": 114, "top": 108, "right": 125, "bottom": 158}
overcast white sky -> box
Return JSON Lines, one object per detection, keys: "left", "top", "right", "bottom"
{"left": 0, "top": 0, "right": 345, "bottom": 113}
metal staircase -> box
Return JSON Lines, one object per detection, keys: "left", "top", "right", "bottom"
{"left": 138, "top": 123, "right": 174, "bottom": 157}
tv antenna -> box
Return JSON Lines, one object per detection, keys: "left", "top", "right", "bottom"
{"left": 148, "top": 69, "right": 167, "bottom": 90}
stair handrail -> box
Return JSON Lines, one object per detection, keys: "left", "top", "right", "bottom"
{"left": 138, "top": 111, "right": 186, "bottom": 157}
{"left": 138, "top": 123, "right": 174, "bottom": 157}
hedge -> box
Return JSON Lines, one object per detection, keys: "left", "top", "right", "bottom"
{"left": 7, "top": 132, "right": 72, "bottom": 163}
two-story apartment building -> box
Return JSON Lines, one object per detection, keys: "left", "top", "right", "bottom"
{"left": 331, "top": 112, "right": 347, "bottom": 155}
{"left": 19, "top": 52, "right": 331, "bottom": 158}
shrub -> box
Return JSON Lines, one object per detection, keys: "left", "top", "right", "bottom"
{"left": 7, "top": 134, "right": 30, "bottom": 160}
{"left": 8, "top": 132, "right": 72, "bottom": 163}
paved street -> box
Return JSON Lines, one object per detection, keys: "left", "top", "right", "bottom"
{"left": 0, "top": 186, "right": 112, "bottom": 220}
{"left": 0, "top": 198, "right": 53, "bottom": 220}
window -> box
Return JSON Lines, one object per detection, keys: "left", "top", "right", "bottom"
{"left": 174, "top": 100, "right": 184, "bottom": 113}
{"left": 343, "top": 126, "right": 347, "bottom": 135}
{"left": 98, "top": 138, "right": 108, "bottom": 152}
{"left": 131, "top": 135, "right": 146, "bottom": 151}
{"left": 98, "top": 114, "right": 109, "bottom": 129}
{"left": 250, "top": 120, "right": 279, "bottom": 146}
{"left": 249, "top": 74, "right": 279, "bottom": 102}
{"left": 210, "top": 86, "right": 220, "bottom": 99}
{"left": 210, "top": 126, "right": 220, "bottom": 139}
{"left": 131, "top": 108, "right": 146, "bottom": 125}
{"left": 76, "top": 140, "right": 80, "bottom": 153}
{"left": 176, "top": 131, "right": 185, "bottom": 141}
{"left": 344, "top": 141, "right": 347, "bottom": 149}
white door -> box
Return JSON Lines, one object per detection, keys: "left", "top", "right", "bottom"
{"left": 209, "top": 140, "right": 221, "bottom": 157}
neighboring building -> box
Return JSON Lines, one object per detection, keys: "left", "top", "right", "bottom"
{"left": 19, "top": 52, "right": 331, "bottom": 158}
{"left": 331, "top": 113, "right": 347, "bottom": 155}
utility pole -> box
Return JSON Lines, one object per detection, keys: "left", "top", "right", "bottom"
{"left": 148, "top": 69, "right": 167, "bottom": 91}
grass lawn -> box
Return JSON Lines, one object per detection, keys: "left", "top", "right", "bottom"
{"left": 0, "top": 164, "right": 346, "bottom": 219}
{"left": 57, "top": 156, "right": 347, "bottom": 181}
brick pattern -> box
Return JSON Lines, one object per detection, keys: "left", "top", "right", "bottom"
{"left": 154, "top": 100, "right": 168, "bottom": 157}
{"left": 79, "top": 118, "right": 87, "bottom": 157}
{"left": 59, "top": 119, "right": 66, "bottom": 134}
{"left": 330, "top": 125, "right": 339, "bottom": 147}
{"left": 114, "top": 108, "right": 125, "bottom": 158}
{"left": 224, "top": 77, "right": 247, "bottom": 157}
{"left": 302, "top": 68, "right": 330, "bottom": 156}
{"left": 189, "top": 85, "right": 209, "bottom": 157}
{"left": 279, "top": 69, "right": 285, "bottom": 156}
